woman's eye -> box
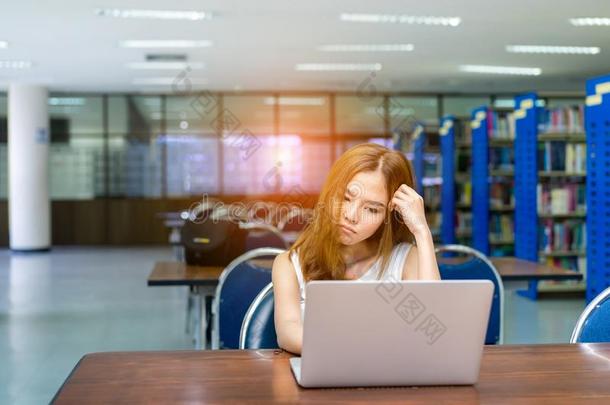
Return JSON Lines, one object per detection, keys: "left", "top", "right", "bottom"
{"left": 367, "top": 207, "right": 379, "bottom": 214}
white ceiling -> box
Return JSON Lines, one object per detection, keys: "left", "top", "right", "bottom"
{"left": 1, "top": 0, "right": 610, "bottom": 94}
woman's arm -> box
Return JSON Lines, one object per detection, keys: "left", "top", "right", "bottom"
{"left": 271, "top": 252, "right": 304, "bottom": 354}
{"left": 402, "top": 229, "right": 441, "bottom": 280}
{"left": 390, "top": 184, "right": 441, "bottom": 281}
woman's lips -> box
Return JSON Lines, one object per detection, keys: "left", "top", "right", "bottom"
{"left": 340, "top": 224, "right": 357, "bottom": 234}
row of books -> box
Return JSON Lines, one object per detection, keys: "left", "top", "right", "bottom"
{"left": 537, "top": 184, "right": 586, "bottom": 215}
{"left": 542, "top": 257, "right": 586, "bottom": 274}
{"left": 456, "top": 182, "right": 471, "bottom": 206}
{"left": 488, "top": 111, "right": 515, "bottom": 140}
{"left": 489, "top": 214, "right": 514, "bottom": 243}
{"left": 538, "top": 105, "right": 584, "bottom": 134}
{"left": 539, "top": 220, "right": 585, "bottom": 253}
{"left": 456, "top": 212, "right": 472, "bottom": 236}
{"left": 490, "top": 148, "right": 514, "bottom": 172}
{"left": 538, "top": 142, "right": 586, "bottom": 173}
{"left": 490, "top": 182, "right": 515, "bottom": 208}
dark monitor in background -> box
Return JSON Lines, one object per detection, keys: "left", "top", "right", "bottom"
{"left": 0, "top": 117, "right": 70, "bottom": 143}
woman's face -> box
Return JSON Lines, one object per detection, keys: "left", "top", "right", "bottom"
{"left": 338, "top": 169, "right": 388, "bottom": 246}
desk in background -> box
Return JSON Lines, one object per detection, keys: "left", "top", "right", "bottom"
{"left": 149, "top": 257, "right": 582, "bottom": 348}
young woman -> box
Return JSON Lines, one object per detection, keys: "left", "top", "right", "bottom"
{"left": 272, "top": 143, "right": 441, "bottom": 354}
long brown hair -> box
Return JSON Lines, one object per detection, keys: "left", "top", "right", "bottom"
{"left": 291, "top": 143, "right": 416, "bottom": 281}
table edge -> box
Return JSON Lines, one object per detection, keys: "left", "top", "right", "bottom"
{"left": 50, "top": 354, "right": 88, "bottom": 404}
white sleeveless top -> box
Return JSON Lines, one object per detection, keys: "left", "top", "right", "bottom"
{"left": 289, "top": 242, "right": 412, "bottom": 319}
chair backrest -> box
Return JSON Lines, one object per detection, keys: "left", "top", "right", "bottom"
{"left": 212, "top": 247, "right": 284, "bottom": 349}
{"left": 570, "top": 286, "right": 610, "bottom": 343}
{"left": 241, "top": 222, "right": 290, "bottom": 250}
{"left": 435, "top": 244, "right": 504, "bottom": 345}
{"left": 239, "top": 283, "right": 278, "bottom": 349}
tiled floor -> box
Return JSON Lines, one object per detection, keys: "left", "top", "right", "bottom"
{"left": 0, "top": 247, "right": 586, "bottom": 404}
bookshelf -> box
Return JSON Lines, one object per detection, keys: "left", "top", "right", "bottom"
{"left": 471, "top": 105, "right": 516, "bottom": 257}
{"left": 439, "top": 116, "right": 456, "bottom": 245}
{"left": 400, "top": 123, "right": 441, "bottom": 241}
{"left": 585, "top": 73, "right": 610, "bottom": 302}
{"left": 513, "top": 93, "right": 587, "bottom": 299}
{"left": 438, "top": 116, "right": 472, "bottom": 246}
{"left": 416, "top": 125, "right": 442, "bottom": 242}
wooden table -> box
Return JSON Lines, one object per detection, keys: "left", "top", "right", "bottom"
{"left": 489, "top": 257, "right": 583, "bottom": 282}
{"left": 52, "top": 343, "right": 610, "bottom": 404}
{"left": 148, "top": 260, "right": 273, "bottom": 350}
{"left": 148, "top": 262, "right": 224, "bottom": 350}
{"left": 439, "top": 256, "right": 583, "bottom": 299}
{"left": 490, "top": 257, "right": 583, "bottom": 300}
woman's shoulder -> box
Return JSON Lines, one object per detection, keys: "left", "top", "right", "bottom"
{"left": 392, "top": 241, "right": 412, "bottom": 253}
{"left": 273, "top": 250, "right": 294, "bottom": 268}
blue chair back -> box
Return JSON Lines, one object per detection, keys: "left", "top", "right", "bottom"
{"left": 239, "top": 283, "right": 278, "bottom": 349}
{"left": 242, "top": 223, "right": 289, "bottom": 250}
{"left": 436, "top": 245, "right": 504, "bottom": 345}
{"left": 212, "top": 248, "right": 284, "bottom": 349}
{"left": 571, "top": 286, "right": 610, "bottom": 343}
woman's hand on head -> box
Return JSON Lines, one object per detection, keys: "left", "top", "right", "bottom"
{"left": 390, "top": 184, "right": 430, "bottom": 237}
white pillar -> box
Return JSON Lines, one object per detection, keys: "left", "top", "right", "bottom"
{"left": 8, "top": 84, "right": 51, "bottom": 251}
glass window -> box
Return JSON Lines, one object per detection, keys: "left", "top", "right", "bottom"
{"left": 335, "top": 137, "right": 394, "bottom": 158}
{"left": 48, "top": 95, "right": 104, "bottom": 200}
{"left": 108, "top": 95, "right": 162, "bottom": 135}
{"left": 107, "top": 96, "right": 164, "bottom": 197}
{"left": 223, "top": 95, "right": 274, "bottom": 135}
{"left": 166, "top": 94, "right": 219, "bottom": 134}
{"left": 278, "top": 95, "right": 331, "bottom": 135}
{"left": 442, "top": 96, "right": 490, "bottom": 118}
{"left": 335, "top": 95, "right": 385, "bottom": 135}
{"left": 389, "top": 97, "right": 438, "bottom": 131}
{"left": 48, "top": 95, "right": 103, "bottom": 137}
{"left": 165, "top": 134, "right": 219, "bottom": 197}
{"left": 223, "top": 134, "right": 331, "bottom": 195}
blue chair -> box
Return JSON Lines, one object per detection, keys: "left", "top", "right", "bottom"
{"left": 239, "top": 282, "right": 278, "bottom": 349}
{"left": 211, "top": 247, "right": 284, "bottom": 349}
{"left": 570, "top": 286, "right": 610, "bottom": 343}
{"left": 436, "top": 244, "right": 504, "bottom": 344}
{"left": 241, "top": 222, "right": 289, "bottom": 250}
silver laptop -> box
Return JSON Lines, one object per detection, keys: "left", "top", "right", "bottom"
{"left": 290, "top": 280, "right": 493, "bottom": 388}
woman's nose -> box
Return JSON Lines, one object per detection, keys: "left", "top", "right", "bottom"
{"left": 344, "top": 202, "right": 359, "bottom": 224}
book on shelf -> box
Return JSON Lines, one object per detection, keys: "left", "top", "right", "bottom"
{"left": 538, "top": 105, "right": 584, "bottom": 134}
{"left": 541, "top": 257, "right": 586, "bottom": 276}
{"left": 424, "top": 158, "right": 441, "bottom": 178}
{"left": 456, "top": 182, "right": 471, "bottom": 205}
{"left": 456, "top": 212, "right": 472, "bottom": 236}
{"left": 424, "top": 186, "right": 441, "bottom": 209}
{"left": 490, "top": 183, "right": 515, "bottom": 208}
{"left": 489, "top": 214, "right": 514, "bottom": 243}
{"left": 490, "top": 148, "right": 514, "bottom": 171}
{"left": 538, "top": 220, "right": 586, "bottom": 255}
{"left": 488, "top": 110, "right": 515, "bottom": 140}
{"left": 537, "top": 184, "right": 586, "bottom": 215}
{"left": 426, "top": 211, "right": 442, "bottom": 237}
{"left": 538, "top": 141, "right": 586, "bottom": 173}
{"left": 455, "top": 120, "right": 472, "bottom": 145}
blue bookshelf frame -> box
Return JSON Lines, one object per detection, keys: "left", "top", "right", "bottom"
{"left": 412, "top": 124, "right": 425, "bottom": 195}
{"left": 440, "top": 116, "right": 456, "bottom": 245}
{"left": 471, "top": 107, "right": 490, "bottom": 255}
{"left": 585, "top": 74, "right": 610, "bottom": 303}
{"left": 514, "top": 93, "right": 541, "bottom": 299}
